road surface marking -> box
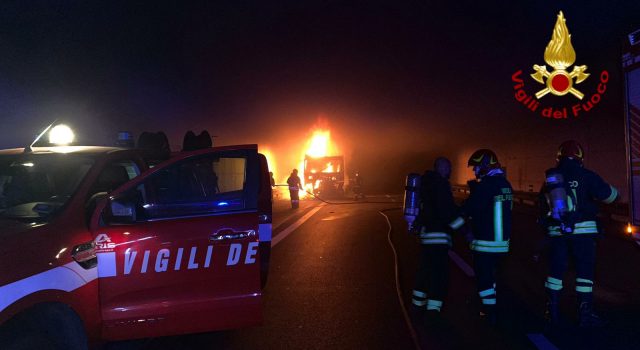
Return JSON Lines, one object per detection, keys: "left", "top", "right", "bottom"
{"left": 448, "top": 250, "right": 475, "bottom": 277}
{"left": 527, "top": 334, "right": 559, "bottom": 350}
{"left": 272, "top": 204, "right": 326, "bottom": 247}
{"left": 321, "top": 212, "right": 351, "bottom": 221}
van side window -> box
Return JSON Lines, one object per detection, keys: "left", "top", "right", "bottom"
{"left": 214, "top": 158, "right": 246, "bottom": 193}
{"left": 114, "top": 154, "right": 247, "bottom": 221}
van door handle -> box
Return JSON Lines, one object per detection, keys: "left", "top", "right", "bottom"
{"left": 209, "top": 228, "right": 256, "bottom": 241}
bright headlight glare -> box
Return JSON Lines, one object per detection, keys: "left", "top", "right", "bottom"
{"left": 49, "top": 124, "right": 75, "bottom": 145}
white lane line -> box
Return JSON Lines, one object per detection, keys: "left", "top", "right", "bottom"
{"left": 272, "top": 204, "right": 326, "bottom": 247}
{"left": 448, "top": 250, "right": 475, "bottom": 277}
{"left": 527, "top": 334, "right": 559, "bottom": 350}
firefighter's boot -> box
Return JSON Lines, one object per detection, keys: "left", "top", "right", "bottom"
{"left": 545, "top": 291, "right": 560, "bottom": 326}
{"left": 578, "top": 302, "right": 605, "bottom": 328}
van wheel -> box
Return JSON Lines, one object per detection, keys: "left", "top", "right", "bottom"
{"left": 0, "top": 303, "right": 88, "bottom": 350}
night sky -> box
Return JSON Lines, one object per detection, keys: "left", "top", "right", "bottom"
{"left": 1, "top": 1, "right": 639, "bottom": 192}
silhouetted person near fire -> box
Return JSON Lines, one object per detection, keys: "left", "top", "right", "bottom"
{"left": 287, "top": 169, "right": 303, "bottom": 209}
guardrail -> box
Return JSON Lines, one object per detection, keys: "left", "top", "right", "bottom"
{"left": 451, "top": 184, "right": 630, "bottom": 225}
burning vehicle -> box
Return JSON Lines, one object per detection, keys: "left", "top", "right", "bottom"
{"left": 304, "top": 155, "right": 345, "bottom": 197}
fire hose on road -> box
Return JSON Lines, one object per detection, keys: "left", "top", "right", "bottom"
{"left": 380, "top": 208, "right": 421, "bottom": 350}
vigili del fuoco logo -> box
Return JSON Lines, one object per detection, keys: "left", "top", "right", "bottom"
{"left": 512, "top": 11, "right": 608, "bottom": 119}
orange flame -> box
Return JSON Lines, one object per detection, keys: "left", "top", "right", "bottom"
{"left": 322, "top": 162, "right": 334, "bottom": 173}
{"left": 306, "top": 130, "right": 331, "bottom": 157}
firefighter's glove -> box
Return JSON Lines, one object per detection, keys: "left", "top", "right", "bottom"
{"left": 560, "top": 223, "right": 574, "bottom": 235}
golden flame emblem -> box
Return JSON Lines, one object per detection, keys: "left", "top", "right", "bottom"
{"left": 531, "top": 11, "right": 589, "bottom": 99}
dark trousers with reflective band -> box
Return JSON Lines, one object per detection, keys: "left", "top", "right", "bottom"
{"left": 289, "top": 188, "right": 299, "bottom": 208}
{"left": 545, "top": 234, "right": 596, "bottom": 304}
{"left": 413, "top": 244, "right": 449, "bottom": 312}
{"left": 473, "top": 252, "right": 506, "bottom": 311}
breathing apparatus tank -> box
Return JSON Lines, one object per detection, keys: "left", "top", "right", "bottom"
{"left": 403, "top": 173, "right": 421, "bottom": 232}
{"left": 545, "top": 171, "right": 572, "bottom": 233}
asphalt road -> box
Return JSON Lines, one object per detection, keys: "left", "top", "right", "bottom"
{"left": 110, "top": 193, "right": 640, "bottom": 350}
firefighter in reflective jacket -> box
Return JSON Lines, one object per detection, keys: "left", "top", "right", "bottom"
{"left": 287, "top": 169, "right": 303, "bottom": 209}
{"left": 412, "top": 157, "right": 464, "bottom": 320}
{"left": 539, "top": 140, "right": 618, "bottom": 328}
{"left": 453, "top": 149, "right": 512, "bottom": 324}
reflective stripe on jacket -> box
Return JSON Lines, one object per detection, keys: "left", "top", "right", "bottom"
{"left": 418, "top": 229, "right": 452, "bottom": 246}
{"left": 470, "top": 239, "right": 509, "bottom": 253}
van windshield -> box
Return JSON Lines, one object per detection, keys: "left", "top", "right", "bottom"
{"left": 0, "top": 154, "right": 93, "bottom": 222}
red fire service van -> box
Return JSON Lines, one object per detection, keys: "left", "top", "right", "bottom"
{"left": 0, "top": 125, "right": 273, "bottom": 349}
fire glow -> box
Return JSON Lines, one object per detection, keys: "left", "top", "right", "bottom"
{"left": 260, "top": 147, "right": 277, "bottom": 180}
{"left": 306, "top": 130, "right": 331, "bottom": 158}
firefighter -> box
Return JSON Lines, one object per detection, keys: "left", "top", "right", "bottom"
{"left": 539, "top": 140, "right": 618, "bottom": 328}
{"left": 455, "top": 149, "right": 513, "bottom": 324}
{"left": 287, "top": 169, "right": 303, "bottom": 209}
{"left": 353, "top": 172, "right": 364, "bottom": 200}
{"left": 411, "top": 157, "right": 464, "bottom": 322}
